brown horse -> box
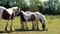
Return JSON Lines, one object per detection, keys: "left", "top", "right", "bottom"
{"left": 0, "top": 6, "right": 20, "bottom": 31}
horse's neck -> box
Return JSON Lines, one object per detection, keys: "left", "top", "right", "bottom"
{"left": 19, "top": 12, "right": 25, "bottom": 21}
{"left": 21, "top": 11, "right": 28, "bottom": 16}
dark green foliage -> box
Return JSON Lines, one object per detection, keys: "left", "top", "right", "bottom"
{"left": 43, "top": 0, "right": 60, "bottom": 15}
{"left": 0, "top": 0, "right": 60, "bottom": 15}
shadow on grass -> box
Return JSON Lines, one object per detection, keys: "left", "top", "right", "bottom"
{"left": 0, "top": 28, "right": 47, "bottom": 33}
{"left": 0, "top": 30, "right": 11, "bottom": 33}
{"left": 15, "top": 28, "right": 48, "bottom": 32}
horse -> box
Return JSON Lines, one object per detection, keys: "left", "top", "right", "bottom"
{"left": 25, "top": 11, "right": 47, "bottom": 31}
{"left": 0, "top": 6, "right": 20, "bottom": 31}
{"left": 15, "top": 10, "right": 36, "bottom": 30}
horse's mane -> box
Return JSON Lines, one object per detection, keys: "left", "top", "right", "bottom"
{"left": 21, "top": 11, "right": 33, "bottom": 16}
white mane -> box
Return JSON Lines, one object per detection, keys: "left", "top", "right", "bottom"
{"left": 21, "top": 11, "right": 33, "bottom": 16}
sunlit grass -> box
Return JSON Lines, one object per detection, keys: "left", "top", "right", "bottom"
{"left": 0, "top": 15, "right": 60, "bottom": 34}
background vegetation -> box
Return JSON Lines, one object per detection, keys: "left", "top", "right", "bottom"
{"left": 0, "top": 15, "right": 60, "bottom": 34}
{"left": 0, "top": 0, "right": 60, "bottom": 34}
{"left": 0, "top": 0, "right": 60, "bottom": 15}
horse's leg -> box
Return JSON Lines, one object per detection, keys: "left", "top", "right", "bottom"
{"left": 25, "top": 20, "right": 29, "bottom": 30}
{"left": 5, "top": 19, "right": 9, "bottom": 31}
{"left": 35, "top": 17, "right": 39, "bottom": 30}
{"left": 31, "top": 20, "right": 35, "bottom": 30}
{"left": 21, "top": 21, "right": 24, "bottom": 30}
{"left": 10, "top": 19, "right": 14, "bottom": 31}
{"left": 0, "top": 18, "right": 1, "bottom": 23}
{"left": 34, "top": 20, "right": 39, "bottom": 30}
{"left": 36, "top": 20, "right": 39, "bottom": 30}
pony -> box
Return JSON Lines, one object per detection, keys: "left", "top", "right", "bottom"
{"left": 25, "top": 11, "right": 47, "bottom": 31}
{"left": 15, "top": 10, "right": 36, "bottom": 30}
{"left": 0, "top": 6, "right": 20, "bottom": 31}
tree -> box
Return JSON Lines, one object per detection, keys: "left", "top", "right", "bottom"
{"left": 44, "top": 0, "right": 59, "bottom": 15}
{"left": 29, "top": 0, "right": 43, "bottom": 12}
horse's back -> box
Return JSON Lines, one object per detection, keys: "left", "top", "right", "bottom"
{"left": 25, "top": 11, "right": 45, "bottom": 20}
{"left": 35, "top": 12, "right": 45, "bottom": 19}
{"left": 0, "top": 6, "right": 6, "bottom": 12}
{"left": 0, "top": 6, "right": 14, "bottom": 20}
{"left": 6, "top": 8, "right": 13, "bottom": 15}
{"left": 2, "top": 9, "right": 10, "bottom": 19}
{"left": 25, "top": 11, "right": 35, "bottom": 14}
{"left": 2, "top": 9, "right": 14, "bottom": 20}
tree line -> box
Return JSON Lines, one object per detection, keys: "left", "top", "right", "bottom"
{"left": 0, "top": 0, "right": 60, "bottom": 15}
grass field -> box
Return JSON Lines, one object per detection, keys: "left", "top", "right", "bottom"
{"left": 0, "top": 15, "right": 60, "bottom": 34}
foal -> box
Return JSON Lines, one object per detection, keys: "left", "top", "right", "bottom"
{"left": 16, "top": 11, "right": 36, "bottom": 30}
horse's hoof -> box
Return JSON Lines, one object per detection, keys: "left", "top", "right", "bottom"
{"left": 31, "top": 29, "right": 35, "bottom": 31}
{"left": 31, "top": 28, "right": 34, "bottom": 30}
{"left": 21, "top": 28, "right": 25, "bottom": 31}
{"left": 46, "top": 28, "right": 48, "bottom": 31}
{"left": 10, "top": 28, "right": 15, "bottom": 31}
{"left": 4, "top": 28, "right": 8, "bottom": 32}
{"left": 31, "top": 28, "right": 35, "bottom": 31}
{"left": 31, "top": 28, "right": 38, "bottom": 31}
{"left": 26, "top": 29, "right": 29, "bottom": 31}
{"left": 37, "top": 28, "right": 40, "bottom": 31}
{"left": 26, "top": 27, "right": 29, "bottom": 30}
{"left": 43, "top": 28, "right": 48, "bottom": 31}
{"left": 42, "top": 28, "right": 45, "bottom": 31}
{"left": 5, "top": 30, "right": 8, "bottom": 32}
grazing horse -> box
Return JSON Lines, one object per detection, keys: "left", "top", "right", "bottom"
{"left": 15, "top": 10, "right": 36, "bottom": 30}
{"left": 0, "top": 6, "right": 20, "bottom": 31}
{"left": 25, "top": 11, "right": 47, "bottom": 31}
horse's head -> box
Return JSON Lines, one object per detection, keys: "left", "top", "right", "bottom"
{"left": 12, "top": 7, "right": 21, "bottom": 13}
{"left": 15, "top": 10, "right": 24, "bottom": 17}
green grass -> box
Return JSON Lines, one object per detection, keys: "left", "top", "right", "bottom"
{"left": 0, "top": 15, "right": 60, "bottom": 34}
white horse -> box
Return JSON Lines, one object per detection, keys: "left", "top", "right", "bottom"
{"left": 15, "top": 11, "right": 36, "bottom": 30}
{"left": 25, "top": 11, "right": 47, "bottom": 31}
{"left": 0, "top": 6, "right": 20, "bottom": 31}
